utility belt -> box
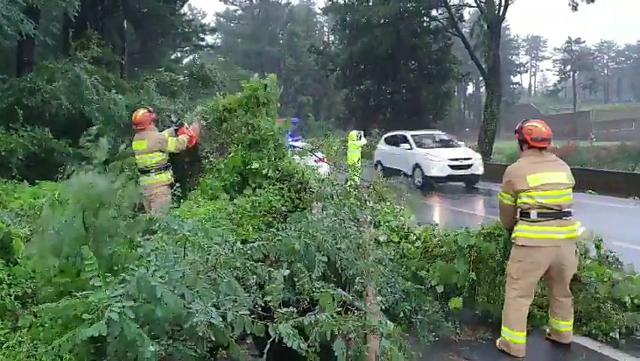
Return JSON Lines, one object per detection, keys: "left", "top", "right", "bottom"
{"left": 517, "top": 209, "right": 573, "bottom": 221}
{"left": 138, "top": 163, "right": 172, "bottom": 176}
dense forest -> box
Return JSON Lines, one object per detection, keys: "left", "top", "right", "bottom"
{"left": 3, "top": 0, "right": 630, "bottom": 163}
{"left": 2, "top": 0, "right": 640, "bottom": 360}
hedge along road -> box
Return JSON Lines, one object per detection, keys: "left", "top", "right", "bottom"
{"left": 361, "top": 167, "right": 640, "bottom": 268}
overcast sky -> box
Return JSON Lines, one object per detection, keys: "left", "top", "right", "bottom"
{"left": 188, "top": 0, "right": 640, "bottom": 48}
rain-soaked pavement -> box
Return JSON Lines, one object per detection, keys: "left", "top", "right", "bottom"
{"left": 420, "top": 330, "right": 619, "bottom": 361}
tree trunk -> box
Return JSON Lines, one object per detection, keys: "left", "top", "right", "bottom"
{"left": 527, "top": 65, "right": 533, "bottom": 98}
{"left": 16, "top": 5, "right": 41, "bottom": 77}
{"left": 477, "top": 23, "right": 503, "bottom": 160}
{"left": 571, "top": 71, "right": 578, "bottom": 113}
{"left": 62, "top": 12, "right": 73, "bottom": 56}
{"left": 119, "top": 0, "right": 128, "bottom": 79}
{"left": 603, "top": 73, "right": 610, "bottom": 104}
{"left": 533, "top": 66, "right": 538, "bottom": 96}
{"left": 616, "top": 76, "right": 623, "bottom": 102}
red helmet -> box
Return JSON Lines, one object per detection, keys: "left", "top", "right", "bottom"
{"left": 132, "top": 107, "right": 158, "bottom": 131}
{"left": 515, "top": 119, "right": 553, "bottom": 149}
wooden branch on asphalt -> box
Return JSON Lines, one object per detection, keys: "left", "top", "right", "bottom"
{"left": 441, "top": 0, "right": 488, "bottom": 80}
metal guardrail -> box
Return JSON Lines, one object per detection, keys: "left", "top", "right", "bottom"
{"left": 483, "top": 163, "right": 640, "bottom": 198}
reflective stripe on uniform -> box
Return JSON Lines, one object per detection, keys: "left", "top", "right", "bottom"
{"left": 517, "top": 188, "right": 573, "bottom": 205}
{"left": 167, "top": 137, "right": 180, "bottom": 153}
{"left": 139, "top": 170, "right": 174, "bottom": 186}
{"left": 499, "top": 192, "right": 516, "bottom": 205}
{"left": 135, "top": 152, "right": 169, "bottom": 170}
{"left": 132, "top": 140, "right": 149, "bottom": 151}
{"left": 526, "top": 172, "right": 574, "bottom": 187}
{"left": 512, "top": 222, "right": 585, "bottom": 240}
{"left": 501, "top": 326, "right": 527, "bottom": 345}
{"left": 549, "top": 317, "right": 573, "bottom": 333}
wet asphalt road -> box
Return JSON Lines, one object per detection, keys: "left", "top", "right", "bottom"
{"left": 385, "top": 176, "right": 640, "bottom": 269}
{"left": 420, "top": 330, "right": 618, "bottom": 361}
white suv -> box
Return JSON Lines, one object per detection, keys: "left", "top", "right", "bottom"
{"left": 374, "top": 130, "right": 484, "bottom": 189}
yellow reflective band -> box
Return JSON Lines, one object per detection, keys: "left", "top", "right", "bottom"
{"left": 526, "top": 172, "right": 574, "bottom": 187}
{"left": 132, "top": 140, "right": 148, "bottom": 151}
{"left": 167, "top": 137, "right": 180, "bottom": 153}
{"left": 523, "top": 188, "right": 573, "bottom": 197}
{"left": 499, "top": 192, "right": 516, "bottom": 205}
{"left": 549, "top": 317, "right": 573, "bottom": 333}
{"left": 515, "top": 222, "right": 583, "bottom": 232}
{"left": 135, "top": 152, "right": 169, "bottom": 170}
{"left": 501, "top": 326, "right": 527, "bottom": 345}
{"left": 512, "top": 222, "right": 585, "bottom": 240}
{"left": 139, "top": 170, "right": 173, "bottom": 186}
{"left": 518, "top": 188, "right": 574, "bottom": 205}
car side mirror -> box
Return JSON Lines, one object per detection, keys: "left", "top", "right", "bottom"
{"left": 399, "top": 143, "right": 411, "bottom": 150}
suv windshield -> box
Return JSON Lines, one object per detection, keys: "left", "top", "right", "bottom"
{"left": 411, "top": 133, "right": 461, "bottom": 149}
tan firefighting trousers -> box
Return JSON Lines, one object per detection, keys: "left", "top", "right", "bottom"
{"left": 498, "top": 243, "right": 578, "bottom": 358}
{"left": 142, "top": 185, "right": 172, "bottom": 215}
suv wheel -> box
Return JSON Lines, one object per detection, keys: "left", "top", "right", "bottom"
{"left": 412, "top": 166, "right": 426, "bottom": 190}
{"left": 464, "top": 175, "right": 480, "bottom": 190}
{"left": 374, "top": 161, "right": 387, "bottom": 178}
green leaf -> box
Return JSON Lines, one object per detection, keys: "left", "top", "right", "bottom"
{"left": 448, "top": 297, "right": 463, "bottom": 312}
{"left": 78, "top": 320, "right": 107, "bottom": 341}
{"left": 319, "top": 292, "right": 336, "bottom": 313}
{"left": 332, "top": 337, "right": 347, "bottom": 361}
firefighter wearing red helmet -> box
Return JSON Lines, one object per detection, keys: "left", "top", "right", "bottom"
{"left": 131, "top": 107, "right": 199, "bottom": 214}
{"left": 496, "top": 119, "right": 585, "bottom": 358}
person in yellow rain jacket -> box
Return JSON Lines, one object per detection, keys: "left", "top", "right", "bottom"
{"left": 131, "top": 107, "right": 198, "bottom": 214}
{"left": 496, "top": 119, "right": 585, "bottom": 358}
{"left": 347, "top": 130, "right": 367, "bottom": 186}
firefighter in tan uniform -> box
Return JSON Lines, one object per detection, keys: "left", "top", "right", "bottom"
{"left": 131, "top": 107, "right": 198, "bottom": 214}
{"left": 496, "top": 119, "right": 585, "bottom": 358}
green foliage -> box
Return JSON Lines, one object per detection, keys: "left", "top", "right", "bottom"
{"left": 1, "top": 75, "right": 639, "bottom": 361}
{"left": 215, "top": 0, "right": 337, "bottom": 121}
{"left": 0, "top": 0, "right": 79, "bottom": 45}
{"left": 0, "top": 127, "right": 74, "bottom": 182}
{"left": 0, "top": 41, "right": 227, "bottom": 182}
{"left": 0, "top": 46, "right": 130, "bottom": 143}
{"left": 0, "top": 180, "right": 58, "bottom": 264}
{"left": 325, "top": 0, "right": 457, "bottom": 130}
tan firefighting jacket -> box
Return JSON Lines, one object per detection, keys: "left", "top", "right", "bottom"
{"left": 132, "top": 126, "right": 189, "bottom": 188}
{"left": 498, "top": 149, "right": 585, "bottom": 246}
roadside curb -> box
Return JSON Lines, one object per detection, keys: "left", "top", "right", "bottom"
{"left": 574, "top": 336, "right": 640, "bottom": 361}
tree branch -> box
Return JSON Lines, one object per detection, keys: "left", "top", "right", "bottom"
{"left": 500, "top": 0, "right": 511, "bottom": 20}
{"left": 442, "top": 0, "right": 488, "bottom": 80}
{"left": 473, "top": 0, "right": 485, "bottom": 15}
